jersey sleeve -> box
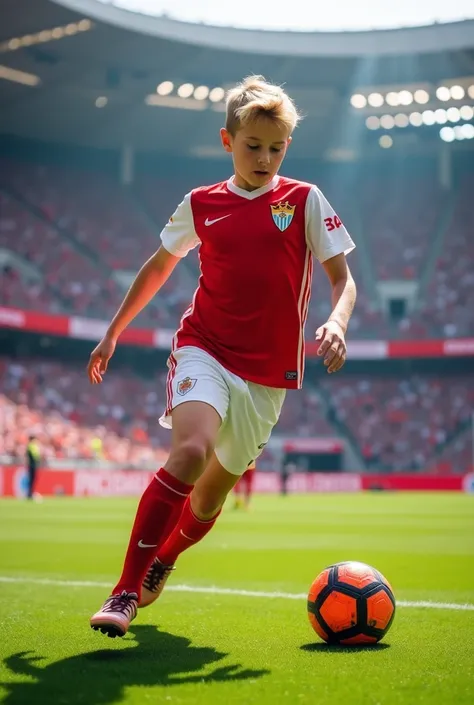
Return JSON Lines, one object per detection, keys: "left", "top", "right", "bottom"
{"left": 160, "top": 192, "right": 201, "bottom": 258}
{"left": 305, "top": 185, "right": 356, "bottom": 263}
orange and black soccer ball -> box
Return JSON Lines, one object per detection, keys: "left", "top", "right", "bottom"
{"left": 307, "top": 561, "right": 396, "bottom": 646}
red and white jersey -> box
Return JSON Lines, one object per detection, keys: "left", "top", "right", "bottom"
{"left": 161, "top": 175, "right": 355, "bottom": 389}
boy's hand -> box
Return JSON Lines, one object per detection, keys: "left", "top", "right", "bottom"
{"left": 87, "top": 335, "right": 116, "bottom": 384}
{"left": 315, "top": 321, "right": 346, "bottom": 374}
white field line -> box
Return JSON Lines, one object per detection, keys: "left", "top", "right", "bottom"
{"left": 0, "top": 575, "right": 473, "bottom": 611}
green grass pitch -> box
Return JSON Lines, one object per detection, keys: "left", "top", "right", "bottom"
{"left": 0, "top": 492, "right": 473, "bottom": 705}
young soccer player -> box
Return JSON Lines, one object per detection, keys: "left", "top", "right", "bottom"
{"left": 88, "top": 75, "right": 356, "bottom": 637}
{"left": 233, "top": 461, "right": 256, "bottom": 510}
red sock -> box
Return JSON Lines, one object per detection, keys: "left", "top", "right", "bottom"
{"left": 157, "top": 497, "right": 221, "bottom": 566}
{"left": 113, "top": 468, "right": 193, "bottom": 594}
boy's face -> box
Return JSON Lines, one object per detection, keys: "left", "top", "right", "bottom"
{"left": 221, "top": 118, "right": 291, "bottom": 191}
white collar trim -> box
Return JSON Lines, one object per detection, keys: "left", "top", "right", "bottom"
{"left": 226, "top": 175, "right": 280, "bottom": 200}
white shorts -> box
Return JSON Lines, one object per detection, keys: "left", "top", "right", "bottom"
{"left": 159, "top": 346, "right": 286, "bottom": 476}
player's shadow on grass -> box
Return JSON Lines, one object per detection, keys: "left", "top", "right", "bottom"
{"left": 301, "top": 642, "right": 390, "bottom": 654}
{"left": 1, "top": 624, "right": 269, "bottom": 705}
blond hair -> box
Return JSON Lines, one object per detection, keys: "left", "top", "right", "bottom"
{"left": 225, "top": 75, "right": 301, "bottom": 136}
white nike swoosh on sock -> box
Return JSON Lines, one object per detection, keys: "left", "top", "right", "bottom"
{"left": 138, "top": 539, "right": 158, "bottom": 548}
{"left": 180, "top": 529, "right": 195, "bottom": 541}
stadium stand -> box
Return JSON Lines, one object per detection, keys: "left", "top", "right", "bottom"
{"left": 3, "top": 157, "right": 472, "bottom": 341}
{"left": 1, "top": 155, "right": 473, "bottom": 476}
{"left": 0, "top": 356, "right": 333, "bottom": 464}
{"left": 407, "top": 176, "right": 474, "bottom": 339}
{"left": 1, "top": 159, "right": 400, "bottom": 338}
{"left": 1, "top": 356, "right": 471, "bottom": 473}
{"left": 358, "top": 172, "right": 445, "bottom": 280}
{"left": 319, "top": 374, "right": 473, "bottom": 473}
{"left": 0, "top": 357, "right": 168, "bottom": 467}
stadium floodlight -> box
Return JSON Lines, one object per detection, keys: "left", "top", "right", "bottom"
{"left": 177, "top": 83, "right": 194, "bottom": 98}
{"left": 385, "top": 92, "right": 400, "bottom": 106}
{"left": 436, "top": 86, "right": 451, "bottom": 101}
{"left": 350, "top": 94, "right": 367, "bottom": 108}
{"left": 434, "top": 109, "right": 448, "bottom": 124}
{"left": 460, "top": 105, "right": 474, "bottom": 121}
{"left": 379, "top": 135, "right": 393, "bottom": 149}
{"left": 209, "top": 87, "right": 225, "bottom": 102}
{"left": 450, "top": 85, "right": 465, "bottom": 100}
{"left": 409, "top": 112, "right": 423, "bottom": 127}
{"left": 0, "top": 64, "right": 40, "bottom": 86}
{"left": 468, "top": 85, "right": 474, "bottom": 99}
{"left": 38, "top": 30, "right": 53, "bottom": 42}
{"left": 0, "top": 20, "right": 92, "bottom": 52}
{"left": 157, "top": 81, "right": 173, "bottom": 96}
{"left": 194, "top": 85, "right": 209, "bottom": 100}
{"left": 414, "top": 89, "right": 430, "bottom": 104}
{"left": 460, "top": 124, "right": 474, "bottom": 139}
{"left": 447, "top": 107, "right": 461, "bottom": 123}
{"left": 0, "top": 19, "right": 94, "bottom": 52}
{"left": 421, "top": 110, "right": 436, "bottom": 125}
{"left": 95, "top": 96, "right": 107, "bottom": 108}
{"left": 439, "top": 127, "right": 455, "bottom": 142}
{"left": 146, "top": 94, "right": 208, "bottom": 111}
{"left": 453, "top": 125, "right": 465, "bottom": 140}
{"left": 368, "top": 92, "right": 384, "bottom": 107}
{"left": 398, "top": 91, "right": 413, "bottom": 106}
{"left": 365, "top": 116, "right": 380, "bottom": 130}
{"left": 380, "top": 114, "right": 395, "bottom": 129}
{"left": 394, "top": 113, "right": 409, "bottom": 127}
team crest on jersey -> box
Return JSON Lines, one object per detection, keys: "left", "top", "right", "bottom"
{"left": 271, "top": 201, "right": 296, "bottom": 232}
{"left": 177, "top": 377, "right": 197, "bottom": 396}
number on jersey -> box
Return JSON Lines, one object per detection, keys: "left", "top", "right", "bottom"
{"left": 324, "top": 215, "right": 342, "bottom": 232}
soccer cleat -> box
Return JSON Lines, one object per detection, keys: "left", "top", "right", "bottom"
{"left": 90, "top": 590, "right": 138, "bottom": 638}
{"left": 139, "top": 558, "right": 175, "bottom": 608}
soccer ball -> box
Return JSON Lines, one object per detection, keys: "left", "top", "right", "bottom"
{"left": 307, "top": 561, "right": 396, "bottom": 646}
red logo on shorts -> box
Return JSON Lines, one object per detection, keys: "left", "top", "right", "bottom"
{"left": 177, "top": 377, "right": 197, "bottom": 396}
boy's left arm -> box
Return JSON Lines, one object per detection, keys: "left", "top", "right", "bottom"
{"left": 317, "top": 254, "right": 357, "bottom": 374}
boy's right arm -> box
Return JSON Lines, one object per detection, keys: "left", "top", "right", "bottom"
{"left": 87, "top": 191, "right": 200, "bottom": 384}
{"left": 87, "top": 245, "right": 180, "bottom": 384}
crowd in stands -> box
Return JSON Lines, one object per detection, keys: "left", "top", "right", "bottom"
{"left": 1, "top": 158, "right": 472, "bottom": 476}
{"left": 0, "top": 191, "right": 124, "bottom": 320}
{"left": 359, "top": 173, "right": 444, "bottom": 281}
{"left": 320, "top": 374, "right": 473, "bottom": 473}
{"left": 0, "top": 161, "right": 190, "bottom": 327}
{"left": 431, "top": 427, "right": 472, "bottom": 476}
{"left": 2, "top": 159, "right": 456, "bottom": 340}
{"left": 0, "top": 356, "right": 332, "bottom": 467}
{"left": 408, "top": 177, "right": 474, "bottom": 339}
{"left": 0, "top": 356, "right": 470, "bottom": 474}
{"left": 0, "top": 357, "right": 169, "bottom": 467}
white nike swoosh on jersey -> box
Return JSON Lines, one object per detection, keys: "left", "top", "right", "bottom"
{"left": 138, "top": 539, "right": 158, "bottom": 548}
{"left": 204, "top": 215, "right": 231, "bottom": 226}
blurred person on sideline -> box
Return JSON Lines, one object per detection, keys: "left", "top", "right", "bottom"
{"left": 233, "top": 460, "right": 256, "bottom": 510}
{"left": 26, "top": 435, "right": 41, "bottom": 500}
{"left": 280, "top": 461, "right": 296, "bottom": 496}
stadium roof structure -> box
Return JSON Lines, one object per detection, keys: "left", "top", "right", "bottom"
{"left": 0, "top": 0, "right": 473, "bottom": 159}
